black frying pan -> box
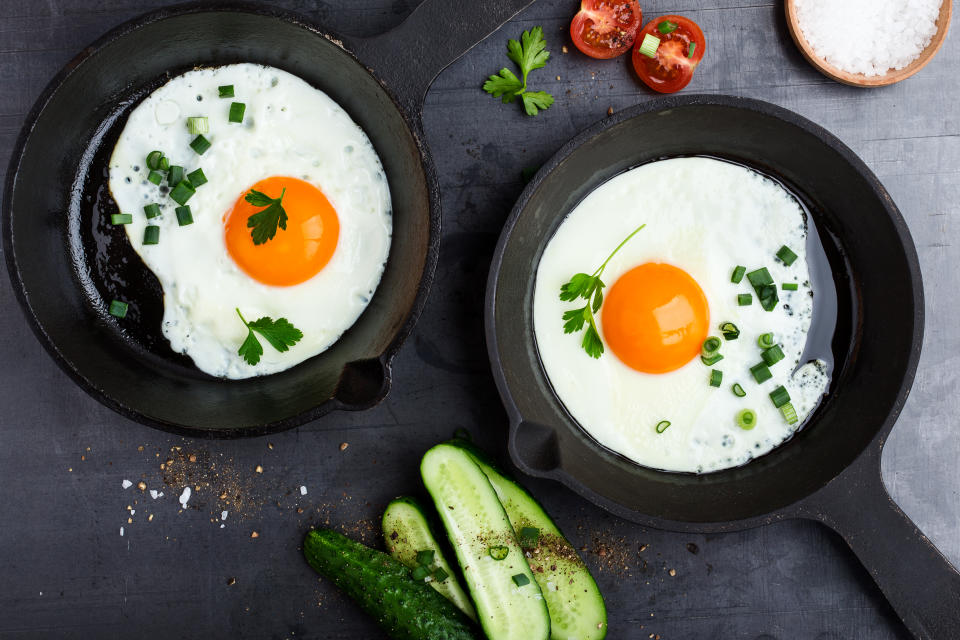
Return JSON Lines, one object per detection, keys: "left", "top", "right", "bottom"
{"left": 3, "top": 0, "right": 533, "bottom": 437}
{"left": 486, "top": 95, "right": 960, "bottom": 639}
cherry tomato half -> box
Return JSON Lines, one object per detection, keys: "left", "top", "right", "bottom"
{"left": 631, "top": 15, "right": 705, "bottom": 93}
{"left": 570, "top": 0, "right": 643, "bottom": 60}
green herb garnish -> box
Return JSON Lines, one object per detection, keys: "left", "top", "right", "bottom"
{"left": 559, "top": 224, "right": 646, "bottom": 358}
{"left": 236, "top": 308, "right": 303, "bottom": 366}
{"left": 655, "top": 420, "right": 671, "bottom": 434}
{"left": 245, "top": 188, "right": 288, "bottom": 245}
{"left": 512, "top": 573, "right": 530, "bottom": 587}
{"left": 657, "top": 20, "right": 678, "bottom": 34}
{"left": 483, "top": 27, "right": 554, "bottom": 116}
{"left": 736, "top": 409, "right": 757, "bottom": 430}
{"left": 489, "top": 545, "right": 509, "bottom": 561}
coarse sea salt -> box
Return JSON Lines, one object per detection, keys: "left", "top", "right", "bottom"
{"left": 179, "top": 487, "right": 192, "bottom": 509}
{"left": 299, "top": 485, "right": 308, "bottom": 496}
{"left": 795, "top": 0, "right": 942, "bottom": 76}
{"left": 121, "top": 479, "right": 133, "bottom": 489}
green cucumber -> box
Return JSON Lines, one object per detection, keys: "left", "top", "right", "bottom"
{"left": 422, "top": 443, "right": 551, "bottom": 640}
{"left": 303, "top": 528, "right": 480, "bottom": 640}
{"left": 383, "top": 496, "right": 477, "bottom": 621}
{"left": 448, "top": 439, "right": 607, "bottom": 640}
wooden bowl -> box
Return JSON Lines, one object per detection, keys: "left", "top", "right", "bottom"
{"left": 785, "top": 0, "right": 953, "bottom": 87}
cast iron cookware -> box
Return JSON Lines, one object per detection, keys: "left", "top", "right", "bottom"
{"left": 487, "top": 95, "right": 960, "bottom": 639}
{"left": 3, "top": 0, "right": 533, "bottom": 436}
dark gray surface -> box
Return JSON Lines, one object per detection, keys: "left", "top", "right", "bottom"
{"left": 0, "top": 1, "right": 955, "bottom": 639}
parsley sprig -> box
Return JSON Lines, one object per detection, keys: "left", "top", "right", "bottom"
{"left": 236, "top": 308, "right": 303, "bottom": 366}
{"left": 245, "top": 188, "right": 287, "bottom": 245}
{"left": 483, "top": 27, "right": 555, "bottom": 116}
{"left": 560, "top": 224, "right": 646, "bottom": 358}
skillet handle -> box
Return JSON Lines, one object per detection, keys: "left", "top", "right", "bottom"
{"left": 346, "top": 0, "right": 536, "bottom": 116}
{"left": 799, "top": 451, "right": 960, "bottom": 639}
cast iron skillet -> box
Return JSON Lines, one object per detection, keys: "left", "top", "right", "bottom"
{"left": 3, "top": 0, "right": 533, "bottom": 437}
{"left": 487, "top": 94, "right": 960, "bottom": 639}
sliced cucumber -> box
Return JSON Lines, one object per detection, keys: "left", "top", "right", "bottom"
{"left": 303, "top": 528, "right": 480, "bottom": 640}
{"left": 383, "top": 496, "right": 477, "bottom": 621}
{"left": 421, "top": 443, "right": 550, "bottom": 640}
{"left": 448, "top": 439, "right": 607, "bottom": 640}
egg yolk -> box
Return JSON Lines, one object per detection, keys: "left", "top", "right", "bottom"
{"left": 224, "top": 176, "right": 339, "bottom": 287}
{"left": 601, "top": 262, "right": 709, "bottom": 374}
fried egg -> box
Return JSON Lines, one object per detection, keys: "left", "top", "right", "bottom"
{"left": 533, "top": 157, "right": 829, "bottom": 473}
{"left": 108, "top": 64, "right": 391, "bottom": 379}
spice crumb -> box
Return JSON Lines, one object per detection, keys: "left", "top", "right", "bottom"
{"left": 148, "top": 514, "right": 154, "bottom": 521}
{"left": 137, "top": 481, "right": 146, "bottom": 491}
{"left": 255, "top": 465, "right": 263, "bottom": 474}
{"left": 562, "top": 45, "right": 569, "bottom": 53}
{"left": 669, "top": 568, "right": 677, "bottom": 577}
{"left": 339, "top": 442, "right": 349, "bottom": 452}
{"left": 227, "top": 577, "right": 236, "bottom": 586}
{"left": 188, "top": 454, "right": 197, "bottom": 463}
{"left": 251, "top": 531, "right": 259, "bottom": 538}
{"left": 607, "top": 106, "right": 614, "bottom": 116}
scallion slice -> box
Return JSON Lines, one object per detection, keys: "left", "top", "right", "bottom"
{"left": 638, "top": 33, "right": 661, "bottom": 58}
{"left": 411, "top": 566, "right": 429, "bottom": 581}
{"left": 777, "top": 245, "right": 798, "bottom": 266}
{"left": 757, "top": 333, "right": 775, "bottom": 349}
{"left": 167, "top": 165, "right": 184, "bottom": 186}
{"left": 143, "top": 203, "right": 161, "bottom": 219}
{"left": 737, "top": 293, "right": 752, "bottom": 306}
{"left": 489, "top": 545, "right": 509, "bottom": 561}
{"left": 769, "top": 385, "right": 791, "bottom": 408}
{"left": 111, "top": 213, "right": 133, "bottom": 225}
{"left": 158, "top": 156, "right": 170, "bottom": 171}
{"left": 657, "top": 20, "right": 678, "bottom": 34}
{"left": 762, "top": 345, "right": 785, "bottom": 366}
{"left": 782, "top": 282, "right": 799, "bottom": 291}
{"left": 655, "top": 420, "right": 671, "bottom": 434}
{"left": 189, "top": 134, "right": 211, "bottom": 155}
{"left": 147, "top": 170, "right": 163, "bottom": 185}
{"left": 143, "top": 225, "right": 160, "bottom": 245}
{"left": 732, "top": 383, "right": 746, "bottom": 397}
{"left": 688, "top": 42, "right": 696, "bottom": 58}
{"left": 108, "top": 299, "right": 128, "bottom": 318}
{"left": 780, "top": 402, "right": 799, "bottom": 424}
{"left": 512, "top": 573, "right": 530, "bottom": 587}
{"left": 186, "top": 168, "right": 207, "bottom": 187}
{"left": 218, "top": 85, "right": 235, "bottom": 98}
{"left": 170, "top": 180, "right": 196, "bottom": 206}
{"left": 701, "top": 353, "right": 724, "bottom": 366}
{"left": 736, "top": 409, "right": 757, "bottom": 430}
{"left": 709, "top": 369, "right": 723, "bottom": 387}
{"left": 175, "top": 205, "right": 194, "bottom": 226}
{"left": 229, "top": 102, "right": 246, "bottom": 123}
{"left": 187, "top": 116, "right": 209, "bottom": 135}
{"left": 416, "top": 549, "right": 435, "bottom": 566}
{"left": 731, "top": 265, "right": 746, "bottom": 283}
{"left": 747, "top": 267, "right": 779, "bottom": 311}
{"left": 701, "top": 336, "right": 722, "bottom": 356}
{"left": 750, "top": 362, "right": 772, "bottom": 383}
{"left": 720, "top": 322, "right": 739, "bottom": 340}
{"left": 146, "top": 150, "right": 164, "bottom": 170}
{"left": 432, "top": 567, "right": 449, "bottom": 582}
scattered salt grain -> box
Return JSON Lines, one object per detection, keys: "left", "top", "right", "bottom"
{"left": 129, "top": 509, "right": 135, "bottom": 516}
{"left": 149, "top": 489, "right": 159, "bottom": 500}
{"left": 120, "top": 527, "right": 124, "bottom": 537}
{"left": 221, "top": 510, "right": 228, "bottom": 521}
{"left": 121, "top": 479, "right": 133, "bottom": 489}
{"left": 795, "top": 0, "right": 942, "bottom": 77}
{"left": 300, "top": 486, "right": 307, "bottom": 496}
{"left": 179, "top": 487, "right": 192, "bottom": 509}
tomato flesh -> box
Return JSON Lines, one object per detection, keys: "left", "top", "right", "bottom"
{"left": 570, "top": 0, "right": 642, "bottom": 60}
{"left": 632, "top": 15, "right": 706, "bottom": 93}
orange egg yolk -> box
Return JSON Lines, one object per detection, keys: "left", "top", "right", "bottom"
{"left": 601, "top": 262, "right": 709, "bottom": 374}
{"left": 224, "top": 176, "right": 339, "bottom": 287}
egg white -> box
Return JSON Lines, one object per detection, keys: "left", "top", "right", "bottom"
{"left": 108, "top": 64, "right": 391, "bottom": 379}
{"left": 533, "top": 157, "right": 829, "bottom": 474}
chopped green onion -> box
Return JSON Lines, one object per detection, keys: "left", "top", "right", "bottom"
{"left": 769, "top": 385, "right": 791, "bottom": 408}
{"left": 720, "top": 322, "right": 740, "bottom": 340}
{"left": 416, "top": 549, "right": 435, "bottom": 566}
{"left": 732, "top": 383, "right": 746, "bottom": 397}
{"left": 110, "top": 213, "right": 133, "bottom": 225}
{"left": 657, "top": 20, "right": 678, "bottom": 34}
{"left": 190, "top": 134, "right": 211, "bottom": 155}
{"left": 701, "top": 336, "right": 722, "bottom": 356}
{"left": 143, "top": 225, "right": 160, "bottom": 245}
{"left": 512, "top": 573, "right": 530, "bottom": 587}
{"left": 780, "top": 402, "right": 799, "bottom": 424}
{"left": 143, "top": 203, "right": 161, "bottom": 219}
{"left": 709, "top": 369, "right": 723, "bottom": 387}
{"left": 186, "top": 168, "right": 207, "bottom": 187}
{"left": 762, "top": 345, "right": 785, "bottom": 366}
{"left": 218, "top": 85, "right": 235, "bottom": 98}
{"left": 158, "top": 156, "right": 170, "bottom": 171}
{"left": 701, "top": 353, "right": 724, "bottom": 366}
{"left": 638, "top": 33, "right": 661, "bottom": 58}
{"left": 655, "top": 420, "right": 671, "bottom": 434}
{"left": 737, "top": 293, "right": 753, "bottom": 306}
{"left": 747, "top": 268, "right": 773, "bottom": 287}
{"left": 747, "top": 267, "right": 779, "bottom": 311}
{"left": 147, "top": 170, "right": 163, "bottom": 185}
{"left": 731, "top": 265, "right": 746, "bottom": 283}
{"left": 187, "top": 116, "right": 209, "bottom": 135}
{"left": 170, "top": 180, "right": 196, "bottom": 206}
{"left": 167, "top": 165, "right": 184, "bottom": 186}
{"left": 146, "top": 150, "right": 164, "bottom": 170}
{"left": 489, "top": 545, "right": 509, "bottom": 561}
{"left": 782, "top": 282, "right": 799, "bottom": 291}
{"left": 688, "top": 42, "right": 696, "bottom": 58}
{"left": 736, "top": 409, "right": 757, "bottom": 430}
{"left": 757, "top": 333, "right": 775, "bottom": 349}
{"left": 519, "top": 527, "right": 540, "bottom": 546}
{"left": 229, "top": 102, "right": 246, "bottom": 123}
{"left": 432, "top": 567, "right": 449, "bottom": 582}
{"left": 777, "top": 245, "right": 798, "bottom": 266}
{"left": 108, "top": 299, "right": 128, "bottom": 318}
{"left": 175, "top": 205, "right": 194, "bottom": 226}
{"left": 411, "top": 566, "right": 429, "bottom": 581}
{"left": 750, "top": 362, "right": 772, "bottom": 383}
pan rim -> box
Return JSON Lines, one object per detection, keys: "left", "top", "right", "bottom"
{"left": 484, "top": 93, "right": 924, "bottom": 531}
{"left": 2, "top": 1, "right": 441, "bottom": 438}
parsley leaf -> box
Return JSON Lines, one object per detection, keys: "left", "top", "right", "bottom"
{"left": 245, "top": 187, "right": 288, "bottom": 245}
{"left": 236, "top": 308, "right": 303, "bottom": 365}
{"left": 483, "top": 27, "right": 554, "bottom": 116}
{"left": 559, "top": 224, "right": 646, "bottom": 359}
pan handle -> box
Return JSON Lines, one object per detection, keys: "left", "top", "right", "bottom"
{"left": 345, "top": 0, "right": 537, "bottom": 116}
{"left": 797, "top": 450, "right": 960, "bottom": 639}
